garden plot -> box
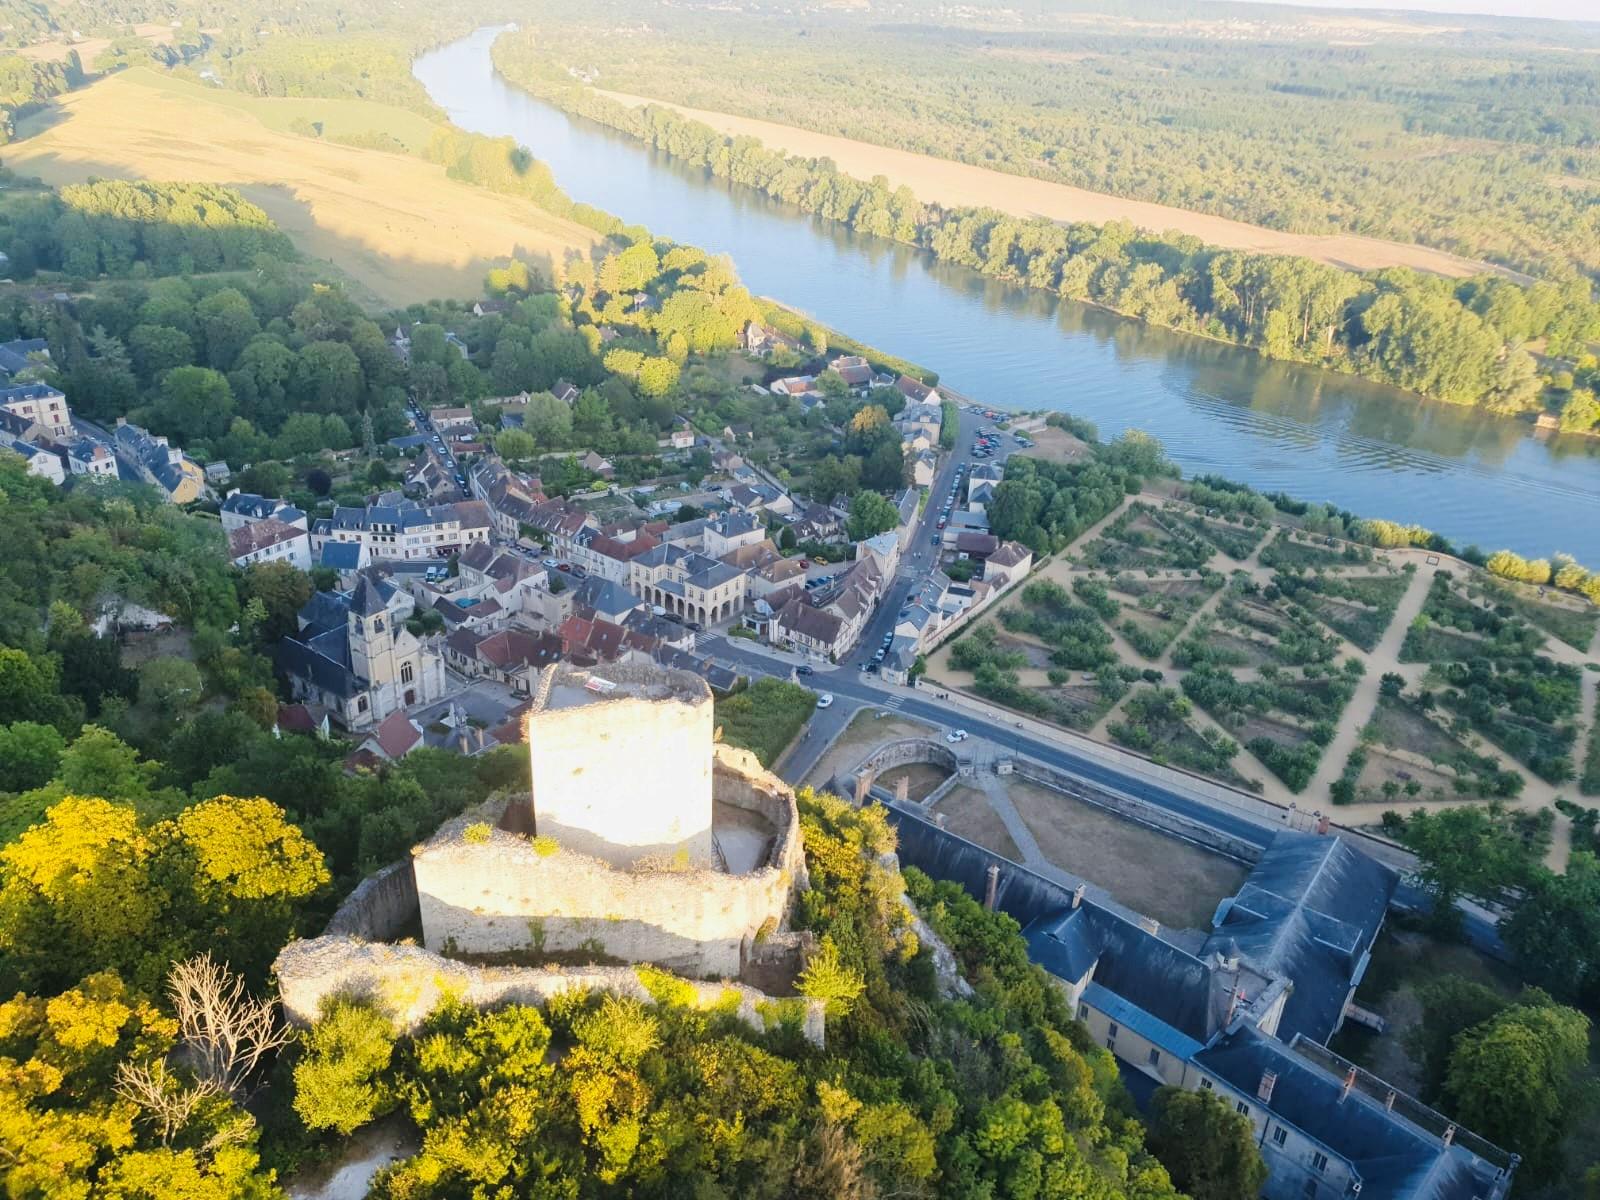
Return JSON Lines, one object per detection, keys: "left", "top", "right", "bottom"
{"left": 1274, "top": 571, "right": 1411, "bottom": 652}
{"left": 1474, "top": 578, "right": 1598, "bottom": 653}
{"left": 1180, "top": 665, "right": 1356, "bottom": 792}
{"left": 1073, "top": 573, "right": 1220, "bottom": 661}
{"left": 1220, "top": 591, "right": 1343, "bottom": 666}
{"left": 1331, "top": 695, "right": 1523, "bottom": 805}
{"left": 1258, "top": 530, "right": 1373, "bottom": 571}
{"left": 1158, "top": 506, "right": 1269, "bottom": 561}
{"left": 1077, "top": 503, "right": 1215, "bottom": 572}
{"left": 933, "top": 622, "right": 1135, "bottom": 732}
{"left": 1107, "top": 686, "right": 1260, "bottom": 791}
{"left": 1431, "top": 656, "right": 1581, "bottom": 784}
{"left": 1172, "top": 617, "right": 1280, "bottom": 670}
{"left": 1400, "top": 573, "right": 1546, "bottom": 664}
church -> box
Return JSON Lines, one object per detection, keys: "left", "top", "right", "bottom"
{"left": 276, "top": 572, "right": 446, "bottom": 729}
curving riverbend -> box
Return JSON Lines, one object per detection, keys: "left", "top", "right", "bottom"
{"left": 416, "top": 28, "right": 1600, "bottom": 561}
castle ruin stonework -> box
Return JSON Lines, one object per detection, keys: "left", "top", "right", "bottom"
{"left": 274, "top": 664, "right": 820, "bottom": 1041}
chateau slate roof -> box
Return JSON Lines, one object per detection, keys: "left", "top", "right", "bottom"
{"left": 276, "top": 626, "right": 361, "bottom": 701}
{"left": 1194, "top": 1026, "right": 1510, "bottom": 1200}
{"left": 1202, "top": 833, "right": 1397, "bottom": 1044}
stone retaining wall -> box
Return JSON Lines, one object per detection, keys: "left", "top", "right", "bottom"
{"left": 1010, "top": 758, "right": 1262, "bottom": 863}
{"left": 274, "top": 935, "right": 825, "bottom": 1046}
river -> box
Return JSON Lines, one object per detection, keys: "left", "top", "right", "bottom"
{"left": 416, "top": 28, "right": 1600, "bottom": 561}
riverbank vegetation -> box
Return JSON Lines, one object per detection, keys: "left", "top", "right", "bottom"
{"left": 493, "top": 1, "right": 1600, "bottom": 282}
{"left": 492, "top": 28, "right": 1600, "bottom": 423}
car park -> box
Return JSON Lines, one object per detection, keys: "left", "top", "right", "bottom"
{"left": 815, "top": 693, "right": 834, "bottom": 708}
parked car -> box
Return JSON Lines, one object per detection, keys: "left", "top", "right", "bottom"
{"left": 815, "top": 693, "right": 834, "bottom": 709}
{"left": 542, "top": 558, "right": 558, "bottom": 569}
{"left": 685, "top": 620, "right": 703, "bottom": 632}
{"left": 946, "top": 729, "right": 969, "bottom": 743}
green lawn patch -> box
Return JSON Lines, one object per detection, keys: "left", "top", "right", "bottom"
{"left": 714, "top": 677, "right": 816, "bottom": 767}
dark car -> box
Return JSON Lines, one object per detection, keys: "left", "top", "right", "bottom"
{"left": 796, "top": 664, "right": 814, "bottom": 676}
{"left": 685, "top": 620, "right": 703, "bottom": 632}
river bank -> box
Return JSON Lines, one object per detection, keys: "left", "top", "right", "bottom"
{"left": 415, "top": 28, "right": 1600, "bottom": 561}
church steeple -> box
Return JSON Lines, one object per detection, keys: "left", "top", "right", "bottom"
{"left": 347, "top": 575, "right": 391, "bottom": 683}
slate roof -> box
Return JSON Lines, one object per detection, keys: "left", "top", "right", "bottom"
{"left": 349, "top": 575, "right": 389, "bottom": 618}
{"left": 1195, "top": 1026, "right": 1511, "bottom": 1200}
{"left": 1203, "top": 833, "right": 1397, "bottom": 1044}
{"left": 276, "top": 626, "right": 361, "bottom": 701}
{"left": 221, "top": 492, "right": 288, "bottom": 520}
{"left": 0, "top": 338, "right": 49, "bottom": 377}
{"left": 574, "top": 575, "right": 638, "bottom": 619}
{"left": 298, "top": 591, "right": 351, "bottom": 637}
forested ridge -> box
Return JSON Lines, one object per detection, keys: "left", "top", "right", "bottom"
{"left": 492, "top": 32, "right": 1600, "bottom": 427}
{"left": 494, "top": 0, "right": 1600, "bottom": 281}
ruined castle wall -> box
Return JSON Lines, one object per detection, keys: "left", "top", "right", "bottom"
{"left": 532, "top": 681, "right": 715, "bottom": 868}
{"left": 324, "top": 860, "right": 418, "bottom": 942}
{"left": 416, "top": 745, "right": 803, "bottom": 979}
{"left": 273, "top": 935, "right": 825, "bottom": 1047}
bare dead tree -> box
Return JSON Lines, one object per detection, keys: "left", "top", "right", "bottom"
{"left": 113, "top": 1059, "right": 222, "bottom": 1145}
{"left": 167, "top": 953, "right": 296, "bottom": 1099}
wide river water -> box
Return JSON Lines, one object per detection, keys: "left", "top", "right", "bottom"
{"left": 417, "top": 28, "right": 1600, "bottom": 561}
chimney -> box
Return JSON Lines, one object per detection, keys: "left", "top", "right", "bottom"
{"left": 1072, "top": 883, "right": 1086, "bottom": 909}
{"left": 1340, "top": 1066, "right": 1356, "bottom": 1102}
{"left": 1442, "top": 1124, "right": 1455, "bottom": 1147}
{"left": 983, "top": 863, "right": 1000, "bottom": 911}
{"left": 853, "top": 773, "right": 871, "bottom": 807}
{"left": 1226, "top": 988, "right": 1246, "bottom": 1025}
{"left": 1385, "top": 1090, "right": 1397, "bottom": 1112}
{"left": 1316, "top": 813, "right": 1331, "bottom": 835}
{"left": 1140, "top": 916, "right": 1160, "bottom": 935}
{"left": 1257, "top": 1071, "right": 1277, "bottom": 1102}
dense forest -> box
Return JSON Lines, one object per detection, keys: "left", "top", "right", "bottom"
{"left": 0, "top": 181, "right": 293, "bottom": 278}
{"left": 490, "top": 40, "right": 1600, "bottom": 426}
{"left": 498, "top": 0, "right": 1600, "bottom": 280}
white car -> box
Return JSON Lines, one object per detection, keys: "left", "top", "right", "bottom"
{"left": 945, "top": 729, "right": 969, "bottom": 743}
{"left": 815, "top": 693, "right": 834, "bottom": 709}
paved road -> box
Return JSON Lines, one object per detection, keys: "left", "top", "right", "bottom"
{"left": 701, "top": 629, "right": 1510, "bottom": 958}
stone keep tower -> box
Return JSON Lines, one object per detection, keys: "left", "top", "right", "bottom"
{"left": 527, "top": 665, "right": 717, "bottom": 869}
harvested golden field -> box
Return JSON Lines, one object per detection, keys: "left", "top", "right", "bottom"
{"left": 10, "top": 70, "right": 600, "bottom": 308}
{"left": 598, "top": 89, "right": 1517, "bottom": 280}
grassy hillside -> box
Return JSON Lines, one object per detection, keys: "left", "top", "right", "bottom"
{"left": 6, "top": 68, "right": 599, "bottom": 307}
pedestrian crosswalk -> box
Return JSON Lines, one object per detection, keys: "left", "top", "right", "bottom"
{"left": 879, "top": 695, "right": 905, "bottom": 711}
